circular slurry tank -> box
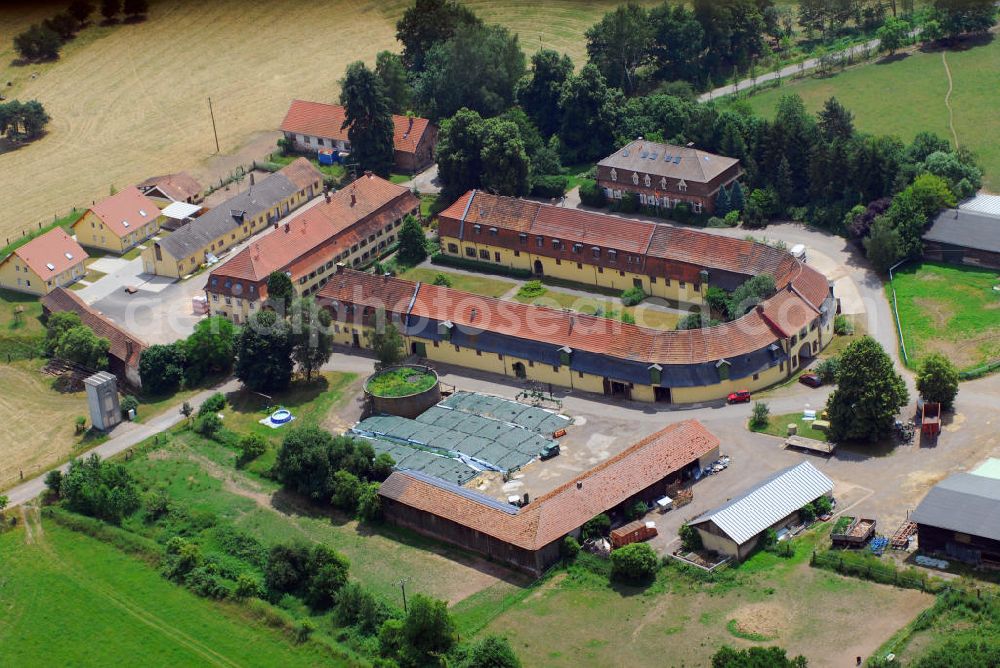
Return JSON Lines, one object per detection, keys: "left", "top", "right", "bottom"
{"left": 364, "top": 365, "right": 441, "bottom": 418}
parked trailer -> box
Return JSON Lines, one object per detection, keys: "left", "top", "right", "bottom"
{"left": 921, "top": 402, "right": 941, "bottom": 437}
{"left": 831, "top": 517, "right": 876, "bottom": 548}
{"left": 611, "top": 520, "right": 658, "bottom": 549}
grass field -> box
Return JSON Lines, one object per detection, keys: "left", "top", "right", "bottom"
{"left": 0, "top": 0, "right": 648, "bottom": 244}
{"left": 483, "top": 533, "right": 933, "bottom": 667}
{"left": 0, "top": 359, "right": 92, "bottom": 491}
{"left": 0, "top": 519, "right": 349, "bottom": 667}
{"left": 890, "top": 261, "right": 1000, "bottom": 370}
{"left": 398, "top": 266, "right": 516, "bottom": 297}
{"left": 745, "top": 37, "right": 1000, "bottom": 190}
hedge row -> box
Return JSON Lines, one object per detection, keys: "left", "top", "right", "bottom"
{"left": 811, "top": 548, "right": 941, "bottom": 593}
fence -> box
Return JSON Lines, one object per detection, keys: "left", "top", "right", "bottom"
{"left": 811, "top": 548, "right": 938, "bottom": 592}
{"left": 2, "top": 208, "right": 84, "bottom": 259}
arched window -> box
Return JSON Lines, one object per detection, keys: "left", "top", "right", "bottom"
{"left": 610, "top": 168, "right": 617, "bottom": 182}
{"left": 660, "top": 176, "right": 667, "bottom": 189}
{"left": 643, "top": 174, "right": 651, "bottom": 187}
{"left": 631, "top": 172, "right": 639, "bottom": 185}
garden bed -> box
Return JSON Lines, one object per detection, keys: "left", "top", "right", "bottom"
{"left": 365, "top": 366, "right": 437, "bottom": 398}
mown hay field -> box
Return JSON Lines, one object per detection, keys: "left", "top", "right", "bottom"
{"left": 0, "top": 0, "right": 642, "bottom": 243}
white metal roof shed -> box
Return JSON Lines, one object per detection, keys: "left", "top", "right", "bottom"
{"left": 161, "top": 201, "right": 202, "bottom": 220}
{"left": 691, "top": 461, "right": 834, "bottom": 545}
{"left": 959, "top": 194, "right": 1000, "bottom": 217}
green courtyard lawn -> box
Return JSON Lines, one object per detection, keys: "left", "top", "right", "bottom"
{"left": 0, "top": 287, "right": 44, "bottom": 341}
{"left": 889, "top": 261, "right": 1000, "bottom": 372}
{"left": 398, "top": 266, "right": 516, "bottom": 298}
{"left": 266, "top": 152, "right": 347, "bottom": 183}
{"left": 752, "top": 411, "right": 830, "bottom": 442}
{"left": 512, "top": 284, "right": 681, "bottom": 330}
{"left": 744, "top": 37, "right": 1000, "bottom": 190}
{"left": 0, "top": 520, "right": 351, "bottom": 667}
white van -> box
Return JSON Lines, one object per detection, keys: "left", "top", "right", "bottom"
{"left": 790, "top": 244, "right": 807, "bottom": 263}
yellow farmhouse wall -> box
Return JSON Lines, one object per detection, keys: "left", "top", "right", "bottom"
{"left": 0, "top": 256, "right": 86, "bottom": 295}
{"left": 440, "top": 235, "right": 707, "bottom": 304}
{"left": 72, "top": 210, "right": 160, "bottom": 255}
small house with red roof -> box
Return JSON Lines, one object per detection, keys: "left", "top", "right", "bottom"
{"left": 71, "top": 186, "right": 163, "bottom": 254}
{"left": 280, "top": 99, "right": 437, "bottom": 173}
{"left": 0, "top": 228, "right": 89, "bottom": 295}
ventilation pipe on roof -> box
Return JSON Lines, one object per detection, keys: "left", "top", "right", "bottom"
{"left": 576, "top": 481, "right": 583, "bottom": 490}
{"left": 283, "top": 223, "right": 290, "bottom": 233}
{"left": 324, "top": 191, "right": 331, "bottom": 204}
{"left": 470, "top": 307, "right": 477, "bottom": 321}
{"left": 350, "top": 190, "right": 356, "bottom": 207}
{"left": 383, "top": 272, "right": 391, "bottom": 282}
{"left": 522, "top": 492, "right": 529, "bottom": 506}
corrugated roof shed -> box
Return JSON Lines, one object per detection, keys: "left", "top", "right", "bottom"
{"left": 691, "top": 461, "right": 833, "bottom": 545}
{"left": 911, "top": 473, "right": 1000, "bottom": 542}
{"left": 960, "top": 193, "right": 1000, "bottom": 217}
{"left": 923, "top": 208, "right": 1000, "bottom": 254}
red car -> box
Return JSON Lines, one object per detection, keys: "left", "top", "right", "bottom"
{"left": 799, "top": 373, "right": 823, "bottom": 388}
{"left": 727, "top": 390, "right": 752, "bottom": 404}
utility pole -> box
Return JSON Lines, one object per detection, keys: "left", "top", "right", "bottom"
{"left": 208, "top": 97, "right": 220, "bottom": 153}
{"left": 397, "top": 577, "right": 410, "bottom": 613}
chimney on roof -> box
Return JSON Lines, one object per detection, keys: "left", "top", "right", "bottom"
{"left": 350, "top": 190, "right": 356, "bottom": 207}
{"left": 522, "top": 492, "right": 529, "bottom": 506}
{"left": 470, "top": 307, "right": 477, "bottom": 321}
{"left": 335, "top": 262, "right": 345, "bottom": 274}
{"left": 383, "top": 272, "right": 390, "bottom": 282}
{"left": 365, "top": 170, "right": 373, "bottom": 179}
{"left": 125, "top": 339, "right": 134, "bottom": 361}
{"left": 576, "top": 481, "right": 583, "bottom": 490}
{"left": 568, "top": 316, "right": 574, "bottom": 334}
{"left": 283, "top": 223, "right": 290, "bottom": 233}
{"left": 324, "top": 191, "right": 331, "bottom": 204}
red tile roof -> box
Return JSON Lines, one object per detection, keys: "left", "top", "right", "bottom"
{"left": 137, "top": 172, "right": 202, "bottom": 201}
{"left": 440, "top": 192, "right": 830, "bottom": 299}
{"left": 280, "top": 100, "right": 433, "bottom": 156}
{"left": 83, "top": 186, "right": 161, "bottom": 239}
{"left": 380, "top": 420, "right": 720, "bottom": 550}
{"left": 318, "top": 267, "right": 818, "bottom": 365}
{"left": 279, "top": 157, "right": 324, "bottom": 190}
{"left": 208, "top": 174, "right": 418, "bottom": 289}
{"left": 7, "top": 228, "right": 88, "bottom": 281}
{"left": 41, "top": 288, "right": 147, "bottom": 368}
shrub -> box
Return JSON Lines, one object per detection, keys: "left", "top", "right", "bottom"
{"left": 294, "top": 618, "right": 315, "bottom": 643}
{"left": 620, "top": 286, "right": 645, "bottom": 306}
{"left": 581, "top": 513, "right": 611, "bottom": 540}
{"left": 334, "top": 582, "right": 394, "bottom": 635}
{"left": 198, "top": 392, "right": 226, "bottom": 416}
{"left": 679, "top": 522, "right": 702, "bottom": 551}
{"left": 617, "top": 191, "right": 639, "bottom": 213}
{"left": 193, "top": 412, "right": 222, "bottom": 439}
{"left": 610, "top": 543, "right": 659, "bottom": 583}
{"left": 120, "top": 394, "right": 138, "bottom": 419}
{"left": 237, "top": 434, "right": 268, "bottom": 466}
{"left": 761, "top": 528, "right": 778, "bottom": 550}
{"left": 815, "top": 357, "right": 839, "bottom": 383}
{"left": 516, "top": 280, "right": 546, "bottom": 299}
{"left": 813, "top": 495, "right": 833, "bottom": 515}
{"left": 331, "top": 470, "right": 362, "bottom": 512}
{"left": 833, "top": 314, "right": 854, "bottom": 335}
{"left": 44, "top": 469, "right": 63, "bottom": 496}
{"left": 74, "top": 415, "right": 87, "bottom": 433}
{"left": 578, "top": 180, "right": 606, "bottom": 207}
{"left": 235, "top": 572, "right": 263, "bottom": 600}
{"left": 431, "top": 273, "right": 452, "bottom": 287}
{"left": 800, "top": 502, "right": 816, "bottom": 523}
{"left": 671, "top": 201, "right": 691, "bottom": 224}
{"left": 560, "top": 535, "right": 581, "bottom": 562}
{"left": 749, "top": 401, "right": 770, "bottom": 430}
{"left": 916, "top": 352, "right": 959, "bottom": 410}
{"left": 724, "top": 210, "right": 741, "bottom": 226}
{"left": 626, "top": 500, "right": 648, "bottom": 521}
{"left": 531, "top": 174, "right": 568, "bottom": 198}
{"left": 356, "top": 482, "right": 382, "bottom": 522}
{"left": 61, "top": 453, "right": 140, "bottom": 524}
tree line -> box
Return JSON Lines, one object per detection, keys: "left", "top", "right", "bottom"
{"left": 12, "top": 1, "right": 149, "bottom": 64}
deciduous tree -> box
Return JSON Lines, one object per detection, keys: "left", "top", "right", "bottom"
{"left": 55, "top": 325, "right": 110, "bottom": 369}
{"left": 183, "top": 316, "right": 236, "bottom": 383}
{"left": 235, "top": 310, "right": 293, "bottom": 393}
{"left": 374, "top": 51, "right": 411, "bottom": 114}
{"left": 916, "top": 353, "right": 959, "bottom": 409}
{"left": 557, "top": 64, "right": 622, "bottom": 164}
{"left": 585, "top": 3, "right": 653, "bottom": 95}
{"left": 826, "top": 336, "right": 908, "bottom": 443}
{"left": 13, "top": 25, "right": 61, "bottom": 61}
{"left": 515, "top": 49, "right": 574, "bottom": 138}
{"left": 139, "top": 343, "right": 186, "bottom": 394}
{"left": 395, "top": 0, "right": 483, "bottom": 72}
{"left": 396, "top": 214, "right": 427, "bottom": 265}
{"left": 289, "top": 298, "right": 333, "bottom": 382}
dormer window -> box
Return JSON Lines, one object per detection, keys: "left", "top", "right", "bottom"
{"left": 608, "top": 249, "right": 617, "bottom": 262}
{"left": 592, "top": 246, "right": 600, "bottom": 259}
{"left": 643, "top": 174, "right": 651, "bottom": 187}
{"left": 536, "top": 235, "right": 544, "bottom": 248}
{"left": 573, "top": 243, "right": 582, "bottom": 254}
{"left": 678, "top": 179, "right": 688, "bottom": 193}
{"left": 552, "top": 239, "right": 561, "bottom": 250}
{"left": 519, "top": 233, "right": 527, "bottom": 244}
{"left": 632, "top": 172, "right": 639, "bottom": 185}
{"left": 474, "top": 224, "right": 481, "bottom": 234}
{"left": 610, "top": 168, "right": 617, "bottom": 182}
{"left": 660, "top": 177, "right": 667, "bottom": 189}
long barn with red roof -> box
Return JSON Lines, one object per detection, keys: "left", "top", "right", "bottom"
{"left": 316, "top": 193, "right": 835, "bottom": 404}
